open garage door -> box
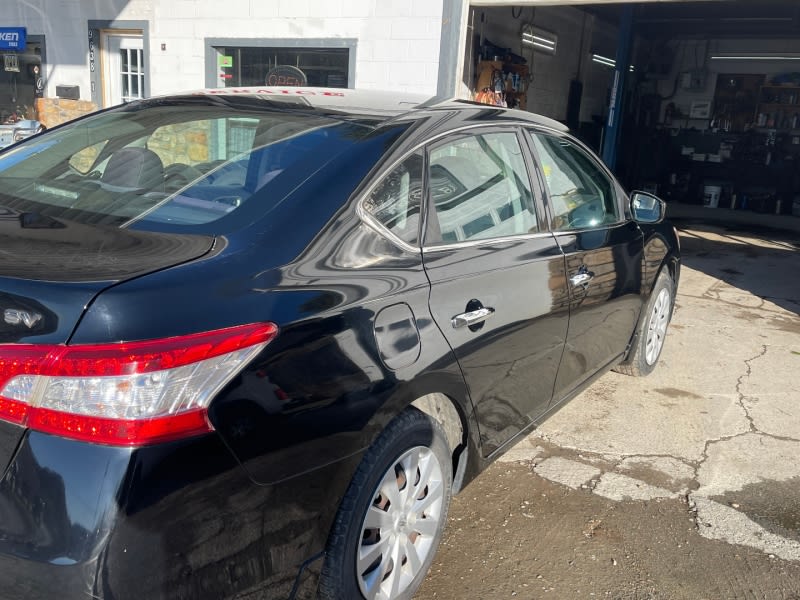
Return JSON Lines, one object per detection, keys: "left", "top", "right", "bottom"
{"left": 458, "top": 1, "right": 800, "bottom": 224}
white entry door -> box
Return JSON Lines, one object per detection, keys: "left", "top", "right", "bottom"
{"left": 102, "top": 33, "right": 144, "bottom": 107}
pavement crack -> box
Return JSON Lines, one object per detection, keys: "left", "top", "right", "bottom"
{"left": 736, "top": 344, "right": 768, "bottom": 434}
{"left": 698, "top": 430, "right": 753, "bottom": 468}
{"left": 754, "top": 432, "right": 800, "bottom": 444}
{"left": 678, "top": 292, "right": 788, "bottom": 315}
{"left": 695, "top": 342, "right": 769, "bottom": 466}
{"left": 694, "top": 345, "right": 783, "bottom": 466}
{"left": 604, "top": 452, "right": 694, "bottom": 466}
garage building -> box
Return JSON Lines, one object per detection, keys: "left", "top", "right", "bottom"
{"left": 454, "top": 1, "right": 800, "bottom": 218}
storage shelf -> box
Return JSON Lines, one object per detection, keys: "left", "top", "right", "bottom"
{"left": 755, "top": 83, "right": 800, "bottom": 130}
{"left": 475, "top": 61, "right": 529, "bottom": 86}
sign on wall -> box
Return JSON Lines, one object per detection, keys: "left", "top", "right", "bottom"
{"left": 0, "top": 27, "right": 26, "bottom": 51}
{"left": 88, "top": 28, "right": 97, "bottom": 102}
{"left": 3, "top": 54, "right": 20, "bottom": 72}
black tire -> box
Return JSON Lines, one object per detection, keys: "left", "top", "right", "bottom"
{"left": 319, "top": 408, "right": 453, "bottom": 600}
{"left": 615, "top": 271, "right": 675, "bottom": 377}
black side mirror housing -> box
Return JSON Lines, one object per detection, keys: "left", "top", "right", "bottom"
{"left": 630, "top": 191, "right": 666, "bottom": 224}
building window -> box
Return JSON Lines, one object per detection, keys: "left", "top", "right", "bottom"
{"left": 119, "top": 40, "right": 144, "bottom": 103}
{"left": 0, "top": 41, "right": 42, "bottom": 124}
{"left": 214, "top": 47, "right": 350, "bottom": 88}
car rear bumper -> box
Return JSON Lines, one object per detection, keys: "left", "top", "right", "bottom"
{"left": 0, "top": 430, "right": 361, "bottom": 599}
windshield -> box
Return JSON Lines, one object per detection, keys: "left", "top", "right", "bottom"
{"left": 0, "top": 101, "right": 374, "bottom": 232}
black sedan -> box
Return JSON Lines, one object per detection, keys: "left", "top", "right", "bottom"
{"left": 0, "top": 88, "right": 679, "bottom": 600}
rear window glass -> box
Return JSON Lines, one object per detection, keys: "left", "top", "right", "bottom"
{"left": 0, "top": 101, "right": 374, "bottom": 232}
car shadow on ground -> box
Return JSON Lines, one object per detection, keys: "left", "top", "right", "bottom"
{"left": 672, "top": 220, "right": 800, "bottom": 318}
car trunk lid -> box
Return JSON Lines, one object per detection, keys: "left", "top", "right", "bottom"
{"left": 0, "top": 210, "right": 215, "bottom": 473}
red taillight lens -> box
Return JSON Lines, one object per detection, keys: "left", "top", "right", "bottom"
{"left": 0, "top": 323, "right": 278, "bottom": 446}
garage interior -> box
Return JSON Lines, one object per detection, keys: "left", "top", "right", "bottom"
{"left": 464, "top": 1, "right": 800, "bottom": 221}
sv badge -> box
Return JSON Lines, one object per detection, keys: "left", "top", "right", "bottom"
{"left": 4, "top": 308, "right": 43, "bottom": 329}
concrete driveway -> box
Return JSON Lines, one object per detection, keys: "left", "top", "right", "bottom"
{"left": 528, "top": 224, "right": 800, "bottom": 559}
{"left": 420, "top": 224, "right": 800, "bottom": 598}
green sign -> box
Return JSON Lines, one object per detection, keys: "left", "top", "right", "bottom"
{"left": 218, "top": 55, "right": 233, "bottom": 68}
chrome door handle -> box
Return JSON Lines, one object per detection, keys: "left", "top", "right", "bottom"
{"left": 451, "top": 307, "right": 495, "bottom": 329}
{"left": 570, "top": 271, "right": 594, "bottom": 287}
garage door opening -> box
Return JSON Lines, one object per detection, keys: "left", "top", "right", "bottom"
{"left": 461, "top": 1, "right": 800, "bottom": 222}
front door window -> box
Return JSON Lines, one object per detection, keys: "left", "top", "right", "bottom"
{"left": 528, "top": 132, "right": 619, "bottom": 230}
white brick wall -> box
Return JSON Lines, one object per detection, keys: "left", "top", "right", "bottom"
{"left": 7, "top": 0, "right": 444, "bottom": 105}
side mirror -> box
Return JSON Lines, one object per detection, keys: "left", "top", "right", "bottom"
{"left": 630, "top": 191, "right": 665, "bottom": 224}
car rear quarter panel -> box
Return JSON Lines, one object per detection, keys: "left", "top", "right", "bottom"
{"left": 0, "top": 428, "right": 346, "bottom": 599}
{"left": 0, "top": 431, "right": 131, "bottom": 598}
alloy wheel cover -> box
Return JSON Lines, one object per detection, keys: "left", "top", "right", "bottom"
{"left": 356, "top": 445, "right": 445, "bottom": 600}
{"left": 645, "top": 287, "right": 671, "bottom": 365}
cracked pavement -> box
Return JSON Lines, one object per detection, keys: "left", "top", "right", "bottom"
{"left": 499, "top": 225, "right": 800, "bottom": 561}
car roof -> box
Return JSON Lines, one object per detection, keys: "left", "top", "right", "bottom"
{"left": 150, "top": 87, "right": 568, "bottom": 132}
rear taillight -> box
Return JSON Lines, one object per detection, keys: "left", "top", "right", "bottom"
{"left": 0, "top": 323, "right": 278, "bottom": 446}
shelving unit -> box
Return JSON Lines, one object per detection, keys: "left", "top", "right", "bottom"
{"left": 755, "top": 84, "right": 800, "bottom": 130}
{"left": 474, "top": 60, "right": 529, "bottom": 109}
{"left": 710, "top": 73, "right": 763, "bottom": 133}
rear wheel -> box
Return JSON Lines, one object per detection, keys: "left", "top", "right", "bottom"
{"left": 615, "top": 271, "right": 674, "bottom": 377}
{"left": 319, "top": 408, "right": 452, "bottom": 600}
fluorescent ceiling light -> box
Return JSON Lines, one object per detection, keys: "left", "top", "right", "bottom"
{"left": 591, "top": 53, "right": 635, "bottom": 71}
{"left": 711, "top": 53, "right": 800, "bottom": 61}
{"left": 522, "top": 27, "right": 557, "bottom": 55}
{"left": 592, "top": 53, "right": 616, "bottom": 67}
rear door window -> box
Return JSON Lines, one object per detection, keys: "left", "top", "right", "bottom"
{"left": 426, "top": 130, "right": 538, "bottom": 245}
